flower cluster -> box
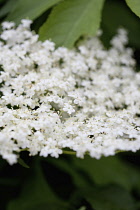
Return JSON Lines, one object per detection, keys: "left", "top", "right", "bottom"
{"left": 0, "top": 20, "right": 140, "bottom": 164}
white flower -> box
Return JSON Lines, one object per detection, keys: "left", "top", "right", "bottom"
{"left": 63, "top": 103, "right": 75, "bottom": 114}
{"left": 21, "top": 19, "right": 32, "bottom": 28}
{"left": 0, "top": 20, "right": 140, "bottom": 164}
{"left": 2, "top": 21, "right": 15, "bottom": 30}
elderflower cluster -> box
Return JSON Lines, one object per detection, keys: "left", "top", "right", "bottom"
{"left": 0, "top": 20, "right": 140, "bottom": 165}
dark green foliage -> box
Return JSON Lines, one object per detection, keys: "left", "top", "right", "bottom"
{"left": 101, "top": 0, "right": 140, "bottom": 49}
{"left": 1, "top": 154, "right": 140, "bottom": 209}
{"left": 0, "top": 0, "right": 16, "bottom": 19}
{"left": 7, "top": 159, "right": 67, "bottom": 210}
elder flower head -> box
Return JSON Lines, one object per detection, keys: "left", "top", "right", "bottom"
{"left": 0, "top": 20, "right": 140, "bottom": 164}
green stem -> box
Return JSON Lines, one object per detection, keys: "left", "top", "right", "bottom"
{"left": 19, "top": 148, "right": 76, "bottom": 155}
{"left": 19, "top": 148, "right": 28, "bottom": 152}
{"left": 63, "top": 150, "right": 76, "bottom": 155}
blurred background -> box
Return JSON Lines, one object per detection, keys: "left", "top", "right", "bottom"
{"left": 0, "top": 0, "right": 140, "bottom": 209}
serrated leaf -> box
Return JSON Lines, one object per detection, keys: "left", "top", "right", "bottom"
{"left": 125, "top": 0, "right": 140, "bottom": 18}
{"left": 39, "top": 0, "right": 105, "bottom": 48}
{"left": 6, "top": 0, "right": 62, "bottom": 24}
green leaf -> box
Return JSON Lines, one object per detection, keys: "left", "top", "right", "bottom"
{"left": 6, "top": 0, "right": 62, "bottom": 24}
{"left": 39, "top": 0, "right": 105, "bottom": 48}
{"left": 0, "top": 0, "right": 17, "bottom": 18}
{"left": 125, "top": 0, "right": 140, "bottom": 18}
{"left": 8, "top": 159, "right": 67, "bottom": 210}
{"left": 83, "top": 185, "right": 136, "bottom": 210}
{"left": 72, "top": 156, "right": 140, "bottom": 191}
{"left": 18, "top": 158, "right": 30, "bottom": 168}
{"left": 47, "top": 157, "right": 89, "bottom": 188}
{"left": 101, "top": 0, "right": 140, "bottom": 48}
